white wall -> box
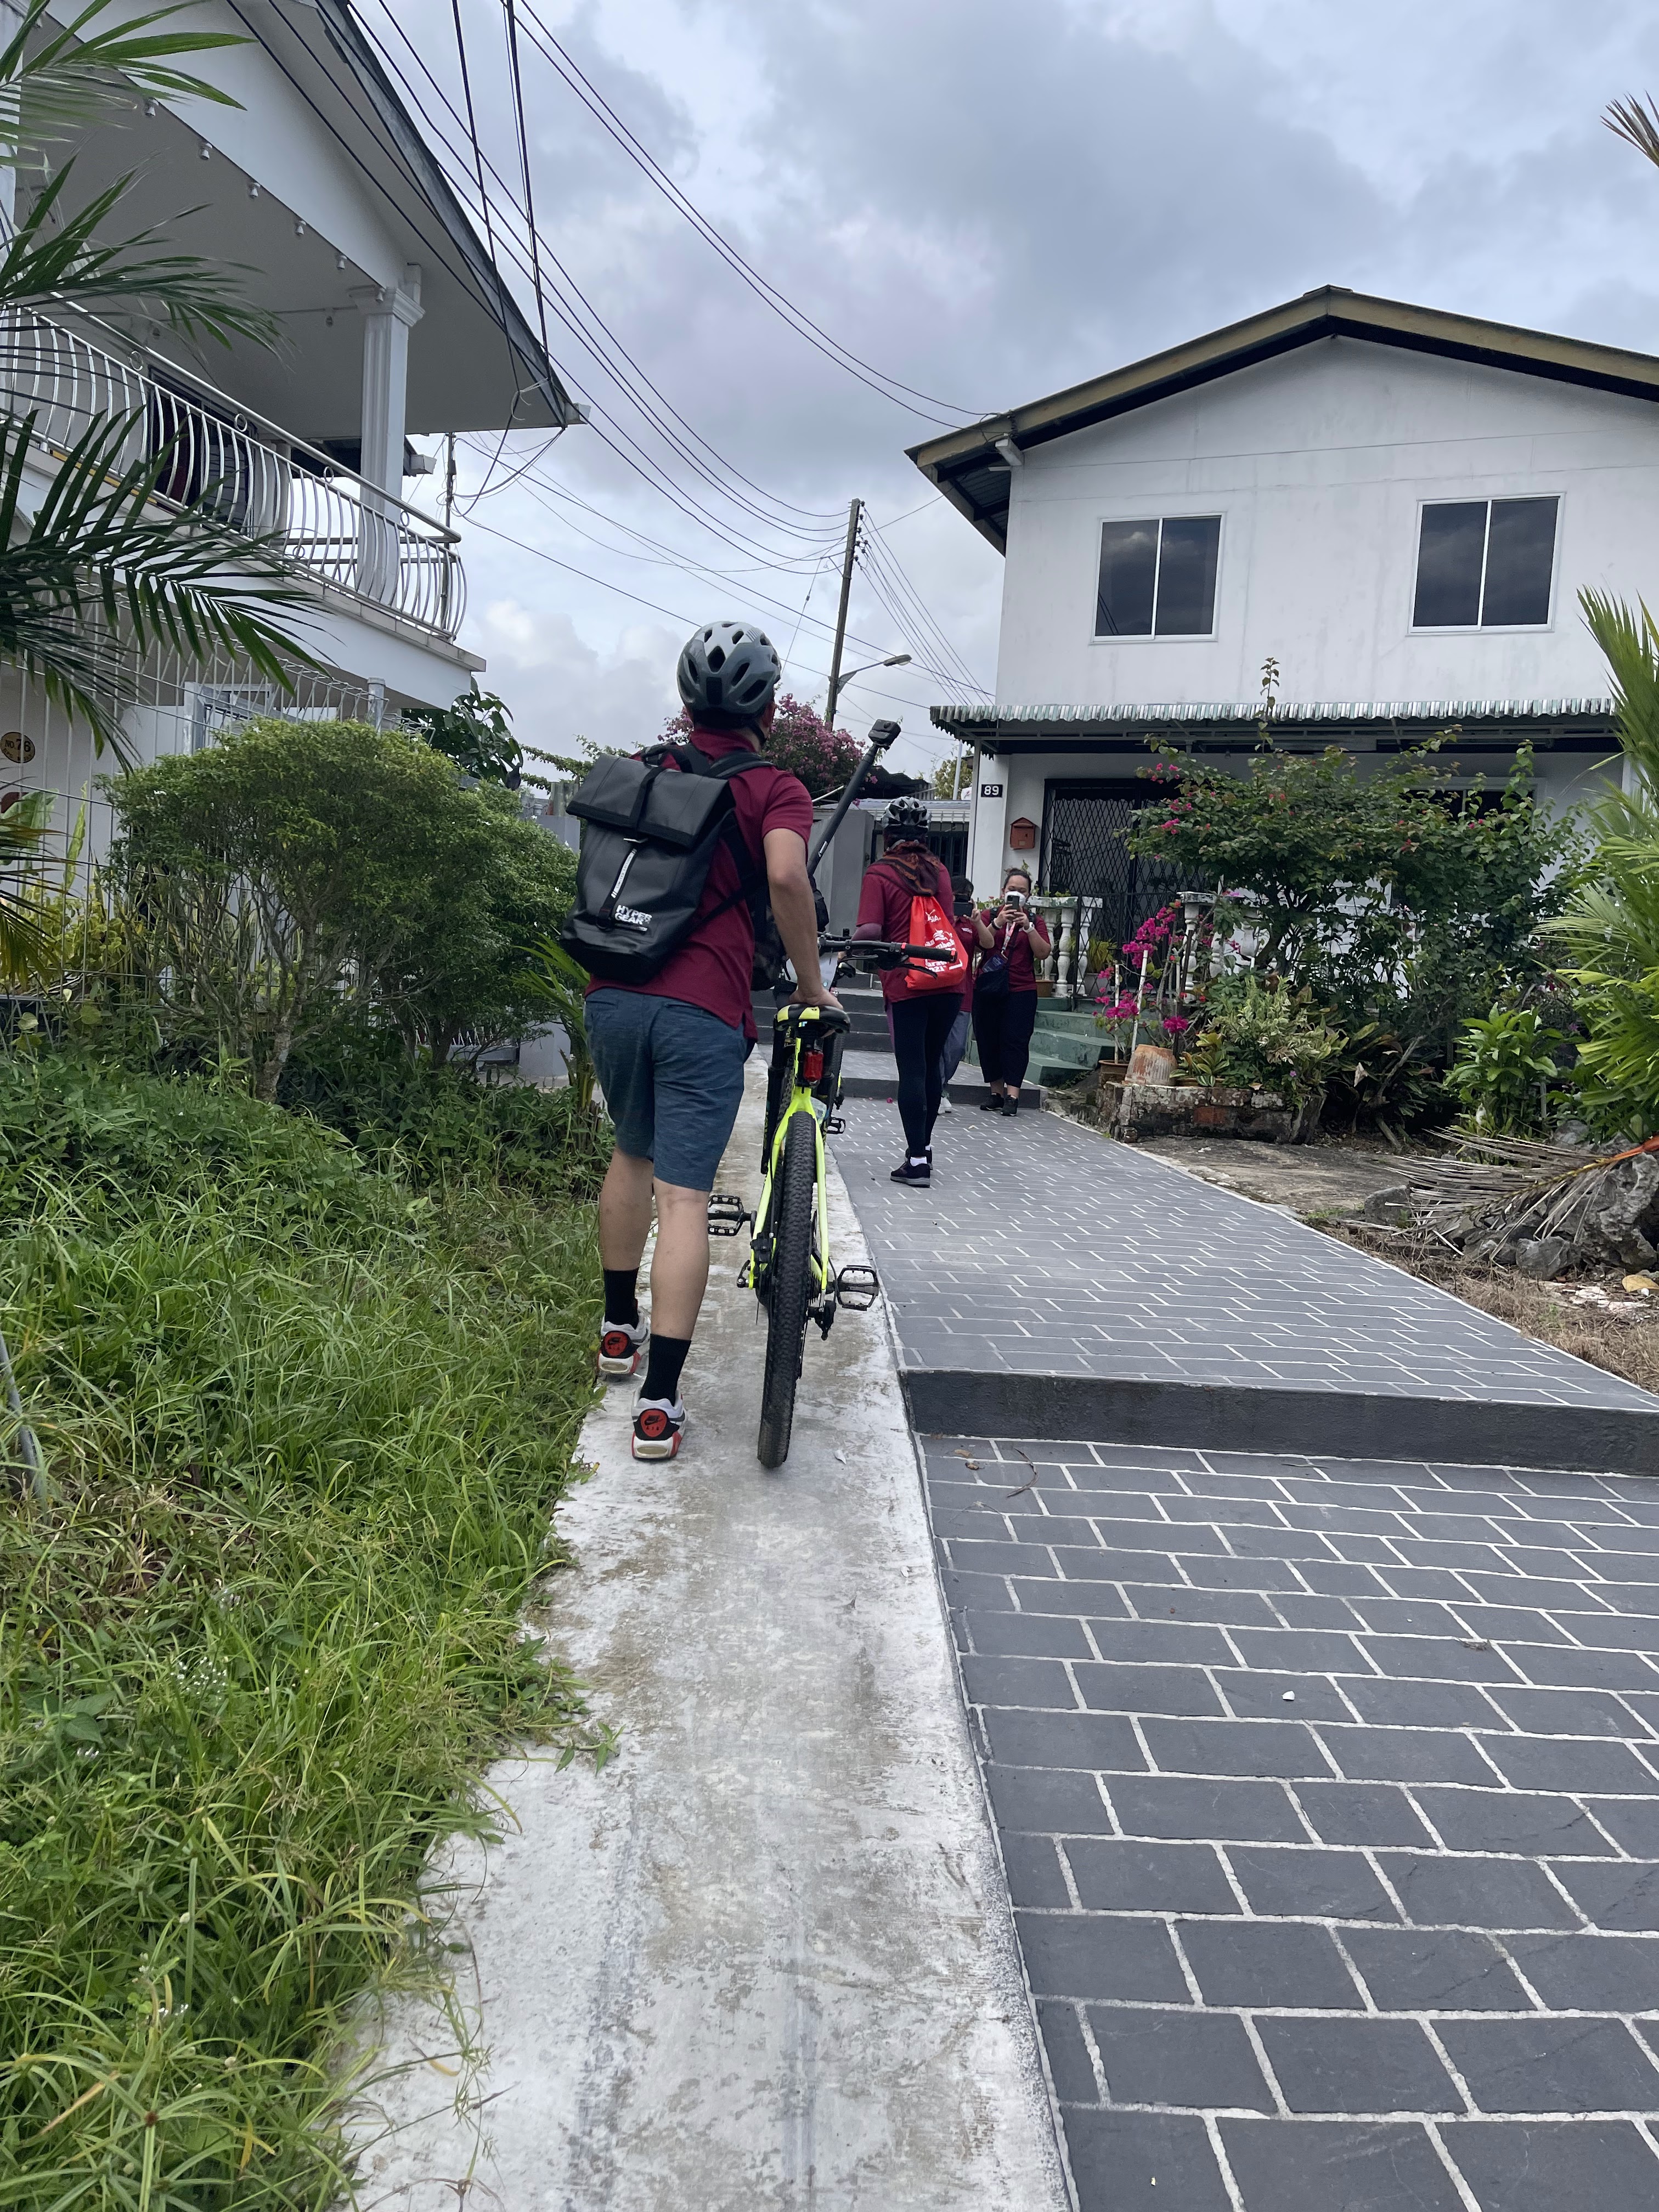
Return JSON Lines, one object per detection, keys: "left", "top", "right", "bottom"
{"left": 996, "top": 338, "right": 1659, "bottom": 709}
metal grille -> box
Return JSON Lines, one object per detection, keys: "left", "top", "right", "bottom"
{"left": 1040, "top": 780, "right": 1189, "bottom": 950}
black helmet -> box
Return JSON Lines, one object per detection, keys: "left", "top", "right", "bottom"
{"left": 676, "top": 620, "right": 781, "bottom": 720}
{"left": 883, "top": 796, "right": 930, "bottom": 836}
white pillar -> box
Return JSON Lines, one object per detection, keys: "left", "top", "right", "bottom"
{"left": 352, "top": 266, "right": 422, "bottom": 602}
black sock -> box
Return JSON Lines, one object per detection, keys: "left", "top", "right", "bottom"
{"left": 642, "top": 1334, "right": 691, "bottom": 1406}
{"left": 603, "top": 1267, "right": 640, "bottom": 1327}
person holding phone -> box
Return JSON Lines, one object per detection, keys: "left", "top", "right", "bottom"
{"left": 970, "top": 867, "right": 1050, "bottom": 1116}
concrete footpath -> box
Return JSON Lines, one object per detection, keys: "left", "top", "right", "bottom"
{"left": 351, "top": 1068, "right": 1065, "bottom": 2211}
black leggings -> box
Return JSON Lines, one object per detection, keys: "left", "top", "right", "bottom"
{"left": 972, "top": 989, "right": 1039, "bottom": 1091}
{"left": 890, "top": 994, "right": 962, "bottom": 1156}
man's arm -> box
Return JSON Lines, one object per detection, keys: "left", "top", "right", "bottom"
{"left": 763, "top": 827, "right": 839, "bottom": 1009}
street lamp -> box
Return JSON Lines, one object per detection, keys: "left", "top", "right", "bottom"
{"left": 825, "top": 651, "right": 910, "bottom": 728}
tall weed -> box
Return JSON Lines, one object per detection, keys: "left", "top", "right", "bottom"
{"left": 0, "top": 1054, "right": 602, "bottom": 2205}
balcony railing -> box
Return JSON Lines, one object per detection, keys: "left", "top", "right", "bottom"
{"left": 0, "top": 311, "right": 465, "bottom": 641}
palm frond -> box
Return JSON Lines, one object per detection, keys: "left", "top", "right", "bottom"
{"left": 0, "top": 165, "right": 279, "bottom": 348}
{"left": 1605, "top": 92, "right": 1659, "bottom": 171}
{"left": 0, "top": 787, "right": 58, "bottom": 977}
{"left": 0, "top": 412, "right": 318, "bottom": 757}
{"left": 0, "top": 0, "right": 244, "bottom": 163}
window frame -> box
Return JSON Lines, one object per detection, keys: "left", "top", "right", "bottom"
{"left": 1090, "top": 510, "right": 1224, "bottom": 644}
{"left": 1408, "top": 493, "right": 1561, "bottom": 636}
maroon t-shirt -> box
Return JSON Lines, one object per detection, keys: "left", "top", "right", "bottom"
{"left": 589, "top": 727, "right": 814, "bottom": 1039}
{"left": 855, "top": 854, "right": 961, "bottom": 1005}
{"left": 975, "top": 905, "right": 1050, "bottom": 992}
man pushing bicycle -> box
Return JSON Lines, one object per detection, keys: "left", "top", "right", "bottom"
{"left": 562, "top": 622, "right": 837, "bottom": 1461}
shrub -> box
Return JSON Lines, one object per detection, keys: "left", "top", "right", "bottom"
{"left": 278, "top": 1017, "right": 610, "bottom": 1200}
{"left": 105, "top": 718, "right": 576, "bottom": 1097}
{"left": 1446, "top": 1005, "right": 1567, "bottom": 1135}
{"left": 1183, "top": 976, "right": 1344, "bottom": 1103}
{"left": 1130, "top": 737, "right": 1575, "bottom": 1111}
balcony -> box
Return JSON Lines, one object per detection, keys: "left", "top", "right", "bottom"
{"left": 0, "top": 311, "right": 465, "bottom": 643}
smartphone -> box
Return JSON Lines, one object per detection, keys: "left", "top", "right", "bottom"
{"left": 1003, "top": 889, "right": 1026, "bottom": 909}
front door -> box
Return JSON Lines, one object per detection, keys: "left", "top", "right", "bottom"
{"left": 1040, "top": 780, "right": 1188, "bottom": 951}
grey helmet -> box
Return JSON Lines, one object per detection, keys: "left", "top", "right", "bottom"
{"left": 676, "top": 620, "right": 781, "bottom": 721}
{"left": 883, "top": 796, "right": 930, "bottom": 837}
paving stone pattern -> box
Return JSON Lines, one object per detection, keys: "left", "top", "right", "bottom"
{"left": 928, "top": 1434, "right": 1659, "bottom": 2210}
{"left": 832, "top": 1101, "right": 1654, "bottom": 1410}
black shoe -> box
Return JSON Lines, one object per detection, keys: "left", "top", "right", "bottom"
{"left": 979, "top": 1091, "right": 1003, "bottom": 1111}
{"left": 1001, "top": 1094, "right": 1020, "bottom": 1117}
{"left": 890, "top": 1158, "right": 932, "bottom": 1187}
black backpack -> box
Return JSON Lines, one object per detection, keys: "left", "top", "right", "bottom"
{"left": 561, "top": 741, "right": 787, "bottom": 988}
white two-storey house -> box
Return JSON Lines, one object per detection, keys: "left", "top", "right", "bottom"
{"left": 908, "top": 287, "right": 1659, "bottom": 943}
{"left": 3, "top": 0, "right": 578, "bottom": 842}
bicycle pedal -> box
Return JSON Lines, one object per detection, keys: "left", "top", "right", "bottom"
{"left": 834, "top": 1263, "right": 879, "bottom": 1311}
{"left": 708, "top": 1193, "right": 750, "bottom": 1238}
{"left": 823, "top": 1114, "right": 845, "bottom": 1135}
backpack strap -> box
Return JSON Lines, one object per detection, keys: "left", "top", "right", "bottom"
{"left": 662, "top": 740, "right": 776, "bottom": 932}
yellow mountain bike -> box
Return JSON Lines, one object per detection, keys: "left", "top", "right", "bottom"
{"left": 710, "top": 934, "right": 952, "bottom": 1468}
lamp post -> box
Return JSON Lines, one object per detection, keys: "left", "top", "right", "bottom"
{"left": 825, "top": 651, "right": 910, "bottom": 730}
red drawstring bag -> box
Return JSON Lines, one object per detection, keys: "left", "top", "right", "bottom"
{"left": 904, "top": 891, "right": 970, "bottom": 994}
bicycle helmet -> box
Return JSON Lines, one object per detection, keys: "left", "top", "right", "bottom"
{"left": 883, "top": 796, "right": 930, "bottom": 837}
{"left": 676, "top": 620, "right": 781, "bottom": 720}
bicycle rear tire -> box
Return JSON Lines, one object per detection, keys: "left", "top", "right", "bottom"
{"left": 757, "top": 1110, "right": 817, "bottom": 1469}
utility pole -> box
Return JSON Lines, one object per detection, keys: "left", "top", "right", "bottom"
{"left": 822, "top": 496, "right": 861, "bottom": 731}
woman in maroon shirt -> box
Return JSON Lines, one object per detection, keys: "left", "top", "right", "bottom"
{"left": 970, "top": 866, "right": 1051, "bottom": 1116}
{"left": 853, "top": 799, "right": 962, "bottom": 1187}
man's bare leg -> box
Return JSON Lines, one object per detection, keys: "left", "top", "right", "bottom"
{"left": 597, "top": 1150, "right": 711, "bottom": 1341}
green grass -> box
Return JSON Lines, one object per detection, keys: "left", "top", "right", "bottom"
{"left": 0, "top": 1052, "right": 605, "bottom": 2205}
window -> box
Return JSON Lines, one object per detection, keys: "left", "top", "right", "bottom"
{"left": 1095, "top": 515, "right": 1221, "bottom": 637}
{"left": 1412, "top": 496, "right": 1558, "bottom": 629}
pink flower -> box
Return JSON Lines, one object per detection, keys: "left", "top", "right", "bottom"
{"left": 1162, "top": 1016, "right": 1191, "bottom": 1034}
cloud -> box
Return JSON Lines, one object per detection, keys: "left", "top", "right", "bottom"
{"left": 392, "top": 0, "right": 1659, "bottom": 760}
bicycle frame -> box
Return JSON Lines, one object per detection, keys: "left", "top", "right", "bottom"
{"left": 749, "top": 998, "right": 851, "bottom": 1327}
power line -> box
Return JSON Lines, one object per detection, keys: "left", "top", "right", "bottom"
{"left": 358, "top": 0, "right": 849, "bottom": 544}
{"left": 509, "top": 0, "right": 989, "bottom": 426}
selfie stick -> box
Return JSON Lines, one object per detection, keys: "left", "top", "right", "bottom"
{"left": 807, "top": 719, "right": 901, "bottom": 883}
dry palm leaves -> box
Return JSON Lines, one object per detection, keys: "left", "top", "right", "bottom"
{"left": 1359, "top": 1130, "right": 1659, "bottom": 1274}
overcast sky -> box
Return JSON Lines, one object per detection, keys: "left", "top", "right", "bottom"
{"left": 380, "top": 0, "right": 1659, "bottom": 778}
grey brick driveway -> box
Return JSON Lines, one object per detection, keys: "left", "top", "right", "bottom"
{"left": 927, "top": 1433, "right": 1659, "bottom": 2210}
{"left": 832, "top": 1101, "right": 1652, "bottom": 1410}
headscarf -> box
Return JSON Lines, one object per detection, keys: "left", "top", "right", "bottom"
{"left": 879, "top": 838, "right": 940, "bottom": 894}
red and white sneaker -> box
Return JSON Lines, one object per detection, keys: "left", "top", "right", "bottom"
{"left": 598, "top": 1316, "right": 648, "bottom": 1379}
{"left": 631, "top": 1397, "right": 685, "bottom": 1460}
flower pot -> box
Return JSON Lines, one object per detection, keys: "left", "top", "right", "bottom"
{"left": 1127, "top": 1043, "right": 1177, "bottom": 1086}
{"left": 1034, "top": 979, "right": 1054, "bottom": 997}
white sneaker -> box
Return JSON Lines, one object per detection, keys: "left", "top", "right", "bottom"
{"left": 632, "top": 1397, "right": 685, "bottom": 1459}
{"left": 598, "top": 1315, "right": 648, "bottom": 1378}
{"left": 938, "top": 1093, "right": 955, "bottom": 1113}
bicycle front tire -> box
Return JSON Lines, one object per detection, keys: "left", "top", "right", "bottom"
{"left": 757, "top": 1109, "right": 818, "bottom": 1469}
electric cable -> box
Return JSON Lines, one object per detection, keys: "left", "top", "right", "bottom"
{"left": 511, "top": 0, "right": 990, "bottom": 424}
{"left": 358, "top": 0, "right": 849, "bottom": 539}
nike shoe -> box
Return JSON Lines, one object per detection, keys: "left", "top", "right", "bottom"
{"left": 890, "top": 1158, "right": 932, "bottom": 1187}
{"left": 598, "top": 1314, "right": 648, "bottom": 1378}
{"left": 631, "top": 1397, "right": 685, "bottom": 1459}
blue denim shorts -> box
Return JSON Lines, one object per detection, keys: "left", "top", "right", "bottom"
{"left": 585, "top": 988, "right": 750, "bottom": 1190}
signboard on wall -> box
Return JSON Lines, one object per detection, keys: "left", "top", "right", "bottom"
{"left": 980, "top": 783, "right": 1003, "bottom": 798}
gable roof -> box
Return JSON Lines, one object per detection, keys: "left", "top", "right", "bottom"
{"left": 908, "top": 287, "right": 1659, "bottom": 554}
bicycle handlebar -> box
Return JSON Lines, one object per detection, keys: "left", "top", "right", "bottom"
{"left": 821, "top": 935, "right": 957, "bottom": 968}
